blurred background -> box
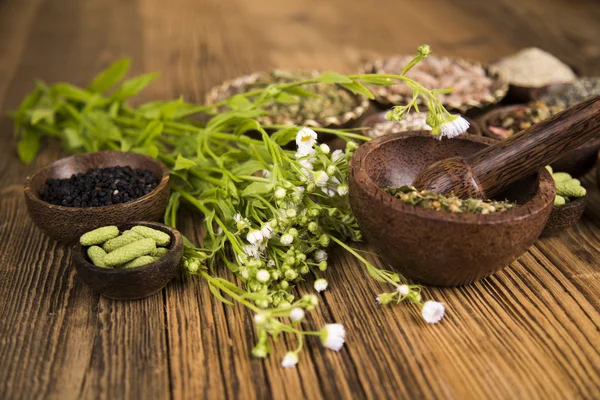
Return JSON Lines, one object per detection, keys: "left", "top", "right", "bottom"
{"left": 1, "top": 0, "right": 599, "bottom": 113}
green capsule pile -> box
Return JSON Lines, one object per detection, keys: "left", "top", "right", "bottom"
{"left": 80, "top": 225, "right": 171, "bottom": 268}
{"left": 545, "top": 166, "right": 587, "bottom": 206}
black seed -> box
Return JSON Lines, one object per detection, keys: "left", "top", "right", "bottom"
{"left": 40, "top": 165, "right": 159, "bottom": 208}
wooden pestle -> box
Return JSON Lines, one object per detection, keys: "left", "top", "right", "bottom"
{"left": 412, "top": 96, "right": 600, "bottom": 199}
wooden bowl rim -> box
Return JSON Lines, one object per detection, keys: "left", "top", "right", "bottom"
{"left": 350, "top": 131, "right": 555, "bottom": 225}
{"left": 72, "top": 221, "right": 183, "bottom": 274}
{"left": 552, "top": 195, "right": 587, "bottom": 212}
{"left": 23, "top": 151, "right": 170, "bottom": 212}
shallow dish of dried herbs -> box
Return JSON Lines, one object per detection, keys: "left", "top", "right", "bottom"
{"left": 481, "top": 102, "right": 561, "bottom": 140}
{"left": 385, "top": 185, "right": 517, "bottom": 214}
{"left": 205, "top": 69, "right": 370, "bottom": 128}
{"left": 362, "top": 54, "right": 508, "bottom": 113}
{"left": 11, "top": 47, "right": 471, "bottom": 367}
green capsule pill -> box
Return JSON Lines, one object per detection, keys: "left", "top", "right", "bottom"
{"left": 150, "top": 247, "right": 169, "bottom": 257}
{"left": 80, "top": 226, "right": 119, "bottom": 246}
{"left": 103, "top": 231, "right": 143, "bottom": 253}
{"left": 87, "top": 246, "right": 108, "bottom": 268}
{"left": 131, "top": 225, "right": 171, "bottom": 246}
{"left": 123, "top": 255, "right": 158, "bottom": 269}
{"left": 104, "top": 238, "right": 156, "bottom": 267}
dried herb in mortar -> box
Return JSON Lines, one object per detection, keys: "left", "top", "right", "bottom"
{"left": 386, "top": 185, "right": 517, "bottom": 214}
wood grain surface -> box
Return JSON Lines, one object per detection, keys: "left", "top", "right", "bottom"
{"left": 1, "top": 0, "right": 599, "bottom": 399}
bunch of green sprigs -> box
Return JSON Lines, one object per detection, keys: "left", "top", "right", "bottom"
{"left": 80, "top": 225, "right": 170, "bottom": 268}
{"left": 386, "top": 185, "right": 517, "bottom": 214}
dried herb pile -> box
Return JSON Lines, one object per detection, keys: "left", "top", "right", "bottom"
{"left": 386, "top": 186, "right": 517, "bottom": 214}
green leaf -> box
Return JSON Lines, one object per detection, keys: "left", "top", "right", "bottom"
{"left": 30, "top": 108, "right": 55, "bottom": 125}
{"left": 233, "top": 119, "right": 261, "bottom": 137}
{"left": 270, "top": 127, "right": 297, "bottom": 146}
{"left": 108, "top": 102, "right": 120, "bottom": 118}
{"left": 431, "top": 88, "right": 455, "bottom": 95}
{"left": 89, "top": 59, "right": 130, "bottom": 93}
{"left": 111, "top": 72, "right": 160, "bottom": 100}
{"left": 136, "top": 120, "right": 164, "bottom": 146}
{"left": 275, "top": 92, "right": 299, "bottom": 104}
{"left": 359, "top": 76, "right": 395, "bottom": 86}
{"left": 317, "top": 71, "right": 353, "bottom": 84}
{"left": 132, "top": 145, "right": 159, "bottom": 158}
{"left": 226, "top": 94, "right": 252, "bottom": 110}
{"left": 340, "top": 81, "right": 374, "bottom": 99}
{"left": 17, "top": 129, "right": 40, "bottom": 164}
{"left": 241, "top": 181, "right": 273, "bottom": 196}
{"left": 63, "top": 127, "right": 85, "bottom": 150}
{"left": 52, "top": 83, "right": 97, "bottom": 104}
{"left": 281, "top": 86, "right": 319, "bottom": 98}
{"left": 174, "top": 154, "right": 197, "bottom": 170}
{"left": 230, "top": 160, "right": 266, "bottom": 176}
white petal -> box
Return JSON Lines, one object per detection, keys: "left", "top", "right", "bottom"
{"left": 422, "top": 301, "right": 445, "bottom": 324}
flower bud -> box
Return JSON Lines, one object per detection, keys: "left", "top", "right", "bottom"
{"left": 284, "top": 269, "right": 298, "bottom": 281}
{"left": 256, "top": 299, "right": 269, "bottom": 309}
{"left": 274, "top": 187, "right": 286, "bottom": 199}
{"left": 282, "top": 181, "right": 294, "bottom": 189}
{"left": 328, "top": 208, "right": 338, "bottom": 217}
{"left": 270, "top": 270, "right": 281, "bottom": 281}
{"left": 290, "top": 307, "right": 305, "bottom": 322}
{"left": 319, "top": 143, "right": 330, "bottom": 154}
{"left": 308, "top": 207, "right": 320, "bottom": 217}
{"left": 306, "top": 183, "right": 316, "bottom": 193}
{"left": 279, "top": 301, "right": 291, "bottom": 308}
{"left": 252, "top": 345, "right": 268, "bottom": 358}
{"left": 326, "top": 165, "right": 337, "bottom": 176}
{"left": 285, "top": 293, "right": 295, "bottom": 303}
{"left": 308, "top": 221, "right": 319, "bottom": 233}
{"left": 254, "top": 313, "right": 268, "bottom": 325}
{"left": 288, "top": 228, "right": 298, "bottom": 237}
{"left": 296, "top": 253, "right": 306, "bottom": 261}
{"left": 286, "top": 255, "right": 296, "bottom": 265}
{"left": 279, "top": 280, "right": 289, "bottom": 289}
{"left": 346, "top": 141, "right": 358, "bottom": 151}
{"left": 318, "top": 261, "right": 328, "bottom": 271}
{"left": 286, "top": 208, "right": 297, "bottom": 218}
{"left": 299, "top": 265, "right": 309, "bottom": 274}
{"left": 299, "top": 216, "right": 308, "bottom": 225}
{"left": 319, "top": 234, "right": 330, "bottom": 247}
{"left": 256, "top": 269, "right": 270, "bottom": 283}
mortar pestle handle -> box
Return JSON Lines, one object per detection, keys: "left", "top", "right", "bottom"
{"left": 412, "top": 96, "right": 600, "bottom": 199}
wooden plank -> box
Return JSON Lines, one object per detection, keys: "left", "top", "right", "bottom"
{"left": 0, "top": 0, "right": 600, "bottom": 399}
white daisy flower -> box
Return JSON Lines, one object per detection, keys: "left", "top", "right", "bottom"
{"left": 314, "top": 278, "right": 328, "bottom": 292}
{"left": 439, "top": 115, "right": 469, "bottom": 139}
{"left": 331, "top": 149, "right": 344, "bottom": 162}
{"left": 321, "top": 324, "right": 345, "bottom": 351}
{"left": 262, "top": 169, "right": 271, "bottom": 179}
{"left": 295, "top": 146, "right": 316, "bottom": 159}
{"left": 247, "top": 230, "right": 264, "bottom": 245}
{"left": 234, "top": 213, "right": 249, "bottom": 230}
{"left": 281, "top": 352, "right": 299, "bottom": 368}
{"left": 314, "top": 171, "right": 329, "bottom": 188}
{"left": 296, "top": 127, "right": 318, "bottom": 149}
{"left": 421, "top": 301, "right": 445, "bottom": 324}
{"left": 396, "top": 285, "right": 410, "bottom": 296}
{"left": 261, "top": 223, "right": 273, "bottom": 239}
{"left": 314, "top": 249, "right": 327, "bottom": 262}
{"left": 290, "top": 307, "right": 305, "bottom": 322}
{"left": 322, "top": 187, "right": 337, "bottom": 197}
{"left": 280, "top": 234, "right": 294, "bottom": 245}
{"left": 337, "top": 184, "right": 349, "bottom": 196}
{"left": 243, "top": 245, "right": 260, "bottom": 258}
{"left": 256, "top": 269, "right": 270, "bottom": 283}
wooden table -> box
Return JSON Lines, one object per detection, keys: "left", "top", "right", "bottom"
{"left": 1, "top": 0, "right": 599, "bottom": 398}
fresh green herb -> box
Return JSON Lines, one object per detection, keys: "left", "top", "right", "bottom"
{"left": 386, "top": 185, "right": 517, "bottom": 214}
{"left": 12, "top": 46, "right": 467, "bottom": 366}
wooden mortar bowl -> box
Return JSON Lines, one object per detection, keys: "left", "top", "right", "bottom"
{"left": 24, "top": 151, "right": 171, "bottom": 243}
{"left": 478, "top": 105, "right": 600, "bottom": 177}
{"left": 72, "top": 221, "right": 183, "bottom": 300}
{"left": 349, "top": 132, "right": 555, "bottom": 286}
{"left": 540, "top": 197, "right": 586, "bottom": 238}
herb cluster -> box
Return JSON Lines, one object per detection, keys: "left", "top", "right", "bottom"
{"left": 11, "top": 48, "right": 463, "bottom": 367}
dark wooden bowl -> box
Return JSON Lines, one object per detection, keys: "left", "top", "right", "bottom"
{"left": 349, "top": 132, "right": 555, "bottom": 286}
{"left": 24, "top": 151, "right": 171, "bottom": 243}
{"left": 540, "top": 197, "right": 586, "bottom": 238}
{"left": 478, "top": 105, "right": 600, "bottom": 177}
{"left": 72, "top": 221, "right": 183, "bottom": 300}
{"left": 359, "top": 111, "right": 481, "bottom": 138}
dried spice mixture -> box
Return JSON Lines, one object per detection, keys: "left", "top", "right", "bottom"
{"left": 487, "top": 101, "right": 561, "bottom": 139}
{"left": 386, "top": 186, "right": 517, "bottom": 214}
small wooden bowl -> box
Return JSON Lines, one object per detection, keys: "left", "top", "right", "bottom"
{"left": 359, "top": 111, "right": 481, "bottom": 138}
{"left": 540, "top": 197, "right": 586, "bottom": 238}
{"left": 349, "top": 132, "right": 554, "bottom": 286}
{"left": 24, "top": 151, "right": 171, "bottom": 243}
{"left": 72, "top": 221, "right": 183, "bottom": 300}
{"left": 478, "top": 105, "right": 600, "bottom": 177}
